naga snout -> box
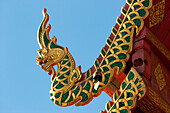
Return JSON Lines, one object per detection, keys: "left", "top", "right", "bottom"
{"left": 36, "top": 56, "right": 54, "bottom": 74}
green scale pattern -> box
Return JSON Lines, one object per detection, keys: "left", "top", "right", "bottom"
{"left": 92, "top": 0, "right": 151, "bottom": 96}
{"left": 104, "top": 68, "right": 146, "bottom": 113}
{"left": 38, "top": 0, "right": 151, "bottom": 108}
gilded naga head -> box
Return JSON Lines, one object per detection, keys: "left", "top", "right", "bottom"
{"left": 36, "top": 8, "right": 67, "bottom": 75}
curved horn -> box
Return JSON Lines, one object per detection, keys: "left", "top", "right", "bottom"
{"left": 37, "top": 8, "right": 51, "bottom": 49}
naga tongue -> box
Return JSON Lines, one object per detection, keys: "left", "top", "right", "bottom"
{"left": 48, "top": 70, "right": 52, "bottom": 75}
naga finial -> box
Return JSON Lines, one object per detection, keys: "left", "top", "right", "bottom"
{"left": 36, "top": 8, "right": 67, "bottom": 78}
{"left": 36, "top": 0, "right": 152, "bottom": 108}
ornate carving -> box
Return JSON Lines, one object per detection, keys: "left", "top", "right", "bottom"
{"left": 149, "top": 0, "right": 165, "bottom": 28}
{"left": 154, "top": 64, "right": 166, "bottom": 91}
{"left": 101, "top": 68, "right": 146, "bottom": 113}
{"left": 36, "top": 0, "right": 152, "bottom": 107}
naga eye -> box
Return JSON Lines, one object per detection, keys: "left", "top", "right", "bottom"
{"left": 42, "top": 49, "right": 48, "bottom": 56}
{"left": 42, "top": 52, "right": 45, "bottom": 56}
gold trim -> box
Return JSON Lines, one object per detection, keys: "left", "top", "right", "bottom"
{"left": 154, "top": 64, "right": 166, "bottom": 91}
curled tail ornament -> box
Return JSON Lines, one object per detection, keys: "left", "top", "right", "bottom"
{"left": 36, "top": 0, "right": 152, "bottom": 107}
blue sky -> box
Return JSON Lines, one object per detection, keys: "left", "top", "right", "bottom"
{"left": 0, "top": 0, "right": 125, "bottom": 113}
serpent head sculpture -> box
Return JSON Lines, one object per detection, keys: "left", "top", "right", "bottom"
{"left": 36, "top": 0, "right": 152, "bottom": 107}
